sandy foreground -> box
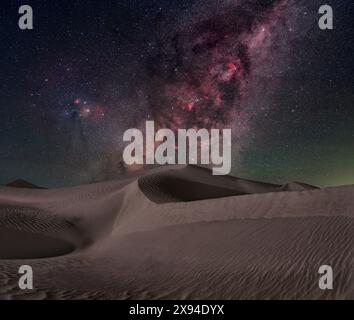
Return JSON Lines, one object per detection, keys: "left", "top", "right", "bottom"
{"left": 0, "top": 165, "right": 353, "bottom": 300}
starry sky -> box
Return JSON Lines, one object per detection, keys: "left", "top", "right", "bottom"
{"left": 0, "top": 0, "right": 354, "bottom": 187}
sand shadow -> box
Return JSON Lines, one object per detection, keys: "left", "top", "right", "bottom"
{"left": 0, "top": 229, "right": 75, "bottom": 260}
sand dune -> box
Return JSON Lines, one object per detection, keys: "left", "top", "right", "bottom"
{"left": 138, "top": 165, "right": 281, "bottom": 203}
{"left": 138, "top": 165, "right": 317, "bottom": 203}
{"left": 0, "top": 165, "right": 353, "bottom": 299}
{"left": 6, "top": 180, "right": 44, "bottom": 189}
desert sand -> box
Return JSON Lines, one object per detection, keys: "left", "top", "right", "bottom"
{"left": 0, "top": 165, "right": 353, "bottom": 300}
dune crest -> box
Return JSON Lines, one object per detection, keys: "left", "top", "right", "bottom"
{"left": 138, "top": 165, "right": 317, "bottom": 203}
{"left": 5, "top": 179, "right": 44, "bottom": 189}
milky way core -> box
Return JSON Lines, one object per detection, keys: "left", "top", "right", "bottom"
{"left": 145, "top": 0, "right": 289, "bottom": 131}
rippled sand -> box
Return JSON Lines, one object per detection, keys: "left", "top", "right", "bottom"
{"left": 0, "top": 166, "right": 353, "bottom": 299}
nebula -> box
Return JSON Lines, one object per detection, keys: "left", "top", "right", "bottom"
{"left": 145, "top": 0, "right": 286, "bottom": 131}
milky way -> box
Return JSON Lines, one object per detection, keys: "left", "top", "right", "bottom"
{"left": 144, "top": 0, "right": 291, "bottom": 131}
{"left": 1, "top": 0, "right": 353, "bottom": 187}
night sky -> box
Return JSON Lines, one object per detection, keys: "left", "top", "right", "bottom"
{"left": 0, "top": 0, "right": 353, "bottom": 187}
